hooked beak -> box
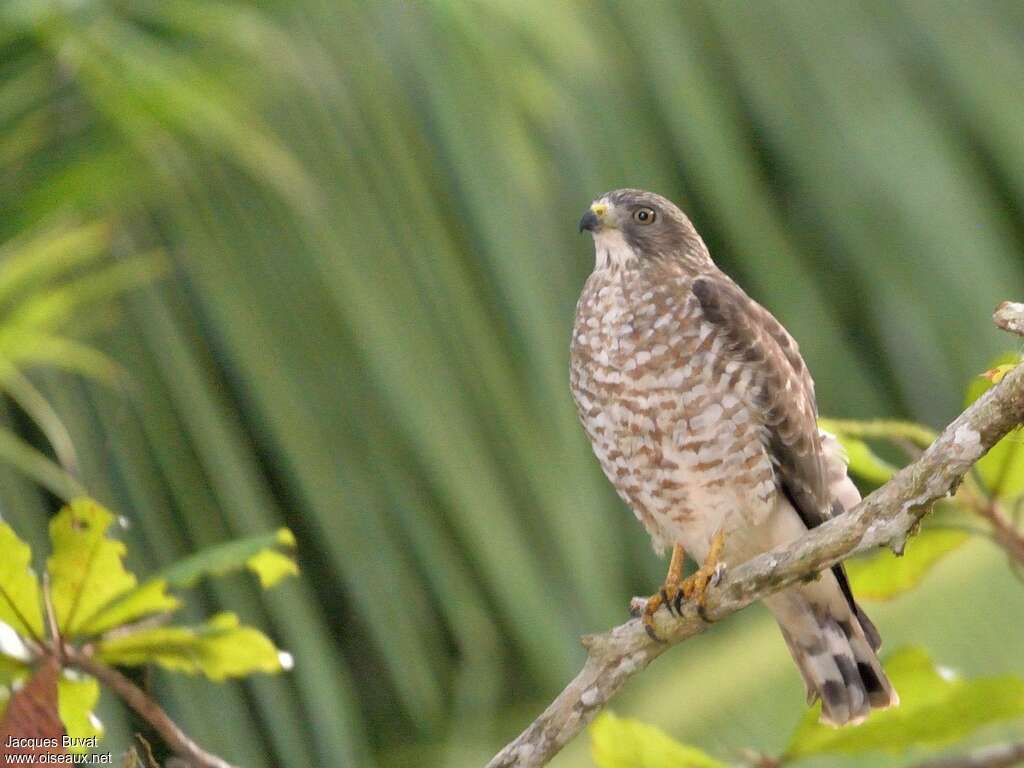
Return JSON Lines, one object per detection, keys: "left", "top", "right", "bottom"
{"left": 578, "top": 203, "right": 608, "bottom": 233}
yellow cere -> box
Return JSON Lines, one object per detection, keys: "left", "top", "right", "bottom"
{"left": 590, "top": 203, "right": 608, "bottom": 217}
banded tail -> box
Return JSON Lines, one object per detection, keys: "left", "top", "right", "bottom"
{"left": 766, "top": 577, "right": 898, "bottom": 726}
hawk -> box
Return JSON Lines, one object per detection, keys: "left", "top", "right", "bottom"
{"left": 571, "top": 188, "right": 898, "bottom": 726}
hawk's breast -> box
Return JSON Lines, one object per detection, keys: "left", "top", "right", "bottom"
{"left": 570, "top": 265, "right": 777, "bottom": 554}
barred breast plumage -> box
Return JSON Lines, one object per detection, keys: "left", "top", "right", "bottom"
{"left": 570, "top": 260, "right": 775, "bottom": 558}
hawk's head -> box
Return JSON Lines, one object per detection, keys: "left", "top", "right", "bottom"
{"left": 579, "top": 188, "right": 710, "bottom": 271}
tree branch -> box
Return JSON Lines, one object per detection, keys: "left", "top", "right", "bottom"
{"left": 64, "top": 647, "right": 237, "bottom": 768}
{"left": 994, "top": 301, "right": 1024, "bottom": 337}
{"left": 486, "top": 309, "right": 1024, "bottom": 768}
{"left": 908, "top": 741, "right": 1024, "bottom": 768}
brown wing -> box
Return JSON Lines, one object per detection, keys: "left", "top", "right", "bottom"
{"left": 692, "top": 273, "right": 882, "bottom": 641}
{"left": 692, "top": 273, "right": 830, "bottom": 527}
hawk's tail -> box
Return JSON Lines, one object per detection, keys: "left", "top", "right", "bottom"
{"left": 766, "top": 581, "right": 899, "bottom": 726}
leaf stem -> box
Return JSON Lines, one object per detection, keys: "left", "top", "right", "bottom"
{"left": 907, "top": 740, "right": 1024, "bottom": 768}
{"left": 818, "top": 418, "right": 938, "bottom": 448}
{"left": 973, "top": 500, "right": 1024, "bottom": 566}
{"left": 42, "top": 572, "right": 61, "bottom": 653}
{"left": 64, "top": 647, "right": 237, "bottom": 768}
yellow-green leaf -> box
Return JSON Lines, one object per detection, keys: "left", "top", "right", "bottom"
{"left": 96, "top": 612, "right": 286, "bottom": 680}
{"left": 0, "top": 522, "right": 43, "bottom": 640}
{"left": 75, "top": 579, "right": 181, "bottom": 638}
{"left": 974, "top": 435, "right": 1024, "bottom": 500}
{"left": 845, "top": 528, "right": 969, "bottom": 601}
{"left": 965, "top": 354, "right": 1024, "bottom": 501}
{"left": 58, "top": 672, "right": 102, "bottom": 754}
{"left": 46, "top": 498, "right": 139, "bottom": 638}
{"left": 963, "top": 353, "right": 1020, "bottom": 406}
{"left": 246, "top": 550, "right": 299, "bottom": 589}
{"left": 982, "top": 363, "right": 1018, "bottom": 384}
{"left": 156, "top": 528, "right": 298, "bottom": 590}
{"left": 0, "top": 221, "right": 112, "bottom": 308}
{"left": 786, "top": 647, "right": 1024, "bottom": 759}
{"left": 591, "top": 712, "right": 727, "bottom": 768}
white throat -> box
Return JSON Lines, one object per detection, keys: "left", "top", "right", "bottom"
{"left": 591, "top": 229, "right": 640, "bottom": 271}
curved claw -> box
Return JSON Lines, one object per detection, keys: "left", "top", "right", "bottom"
{"left": 642, "top": 592, "right": 667, "bottom": 642}
{"left": 710, "top": 562, "right": 726, "bottom": 588}
{"left": 672, "top": 589, "right": 685, "bottom": 615}
{"left": 644, "top": 620, "right": 664, "bottom": 642}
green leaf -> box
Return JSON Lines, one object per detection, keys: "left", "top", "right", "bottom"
{"left": 0, "top": 429, "right": 86, "bottom": 501}
{"left": 46, "top": 498, "right": 141, "bottom": 637}
{"left": 590, "top": 712, "right": 727, "bottom": 768}
{"left": 785, "top": 647, "right": 1024, "bottom": 759}
{"left": 6, "top": 251, "right": 167, "bottom": 335}
{"left": 0, "top": 220, "right": 112, "bottom": 309}
{"left": 0, "top": 522, "right": 43, "bottom": 640}
{"left": 845, "top": 528, "right": 969, "bottom": 601}
{"left": 57, "top": 672, "right": 102, "bottom": 754}
{"left": 96, "top": 612, "right": 287, "bottom": 681}
{"left": 155, "top": 528, "right": 298, "bottom": 590}
{"left": 75, "top": 578, "right": 180, "bottom": 638}
{"left": 965, "top": 354, "right": 1024, "bottom": 501}
{"left": 975, "top": 431, "right": 1024, "bottom": 501}
{"left": 0, "top": 332, "right": 124, "bottom": 385}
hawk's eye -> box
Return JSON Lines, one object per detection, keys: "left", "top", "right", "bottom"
{"left": 633, "top": 207, "right": 657, "bottom": 225}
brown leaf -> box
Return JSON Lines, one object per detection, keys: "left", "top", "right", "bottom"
{"left": 0, "top": 657, "right": 69, "bottom": 758}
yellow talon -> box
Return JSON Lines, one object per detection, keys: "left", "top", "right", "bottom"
{"left": 642, "top": 531, "right": 726, "bottom": 640}
{"left": 685, "top": 530, "right": 726, "bottom": 608}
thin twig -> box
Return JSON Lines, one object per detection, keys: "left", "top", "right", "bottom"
{"left": 486, "top": 317, "right": 1024, "bottom": 768}
{"left": 973, "top": 500, "right": 1024, "bottom": 565}
{"left": 945, "top": 474, "right": 1024, "bottom": 565}
{"left": 65, "top": 647, "right": 237, "bottom": 768}
{"left": 908, "top": 741, "right": 1024, "bottom": 768}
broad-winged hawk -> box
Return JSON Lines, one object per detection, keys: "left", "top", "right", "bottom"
{"left": 571, "top": 189, "right": 898, "bottom": 726}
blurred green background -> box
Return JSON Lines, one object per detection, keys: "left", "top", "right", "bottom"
{"left": 2, "top": 1, "right": 1024, "bottom": 766}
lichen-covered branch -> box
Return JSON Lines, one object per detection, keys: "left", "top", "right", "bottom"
{"left": 485, "top": 309, "right": 1024, "bottom": 768}
{"left": 994, "top": 301, "right": 1024, "bottom": 337}
{"left": 908, "top": 741, "right": 1024, "bottom": 768}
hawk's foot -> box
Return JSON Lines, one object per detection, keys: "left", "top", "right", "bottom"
{"left": 641, "top": 543, "right": 685, "bottom": 641}
{"left": 641, "top": 532, "right": 727, "bottom": 640}
{"left": 683, "top": 529, "right": 727, "bottom": 609}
